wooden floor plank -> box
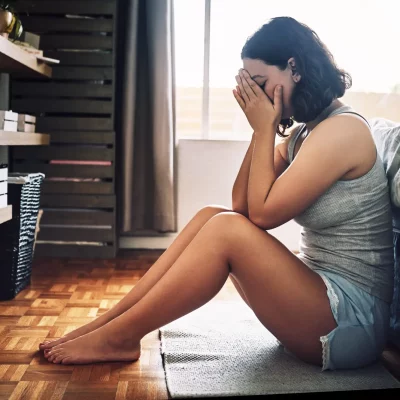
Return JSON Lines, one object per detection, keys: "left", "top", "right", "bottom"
{"left": 0, "top": 250, "right": 398, "bottom": 399}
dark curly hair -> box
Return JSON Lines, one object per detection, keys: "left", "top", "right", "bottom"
{"left": 241, "top": 17, "right": 352, "bottom": 137}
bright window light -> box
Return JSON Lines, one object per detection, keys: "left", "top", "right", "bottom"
{"left": 174, "top": 0, "right": 400, "bottom": 140}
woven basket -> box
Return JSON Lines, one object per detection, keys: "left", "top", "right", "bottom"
{"left": 0, "top": 173, "right": 45, "bottom": 301}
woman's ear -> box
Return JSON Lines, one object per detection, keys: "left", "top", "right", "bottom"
{"left": 288, "top": 57, "right": 301, "bottom": 83}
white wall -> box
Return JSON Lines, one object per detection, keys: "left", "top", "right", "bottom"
{"left": 120, "top": 139, "right": 301, "bottom": 251}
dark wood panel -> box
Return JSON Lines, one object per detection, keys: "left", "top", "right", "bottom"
{"left": 12, "top": 82, "right": 113, "bottom": 98}
{"left": 13, "top": 163, "right": 114, "bottom": 178}
{"left": 48, "top": 131, "right": 115, "bottom": 145}
{"left": 41, "top": 35, "right": 113, "bottom": 50}
{"left": 37, "top": 117, "right": 113, "bottom": 131}
{"left": 13, "top": 146, "right": 114, "bottom": 161}
{"left": 10, "top": 0, "right": 118, "bottom": 261}
{"left": 42, "top": 181, "right": 114, "bottom": 195}
{"left": 12, "top": 99, "right": 113, "bottom": 114}
{"left": 41, "top": 210, "right": 114, "bottom": 225}
{"left": 42, "top": 51, "right": 113, "bottom": 66}
{"left": 15, "top": 1, "right": 115, "bottom": 15}
{"left": 51, "top": 66, "right": 114, "bottom": 81}
{"left": 34, "top": 244, "right": 116, "bottom": 258}
{"left": 41, "top": 194, "right": 115, "bottom": 208}
{"left": 38, "top": 227, "right": 114, "bottom": 242}
{"left": 21, "top": 16, "right": 114, "bottom": 33}
{"left": 23, "top": 67, "right": 114, "bottom": 81}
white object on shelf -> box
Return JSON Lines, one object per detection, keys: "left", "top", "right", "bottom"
{"left": 0, "top": 165, "right": 7, "bottom": 181}
{"left": 0, "top": 194, "right": 7, "bottom": 208}
{"left": 36, "top": 55, "right": 60, "bottom": 64}
{"left": 0, "top": 180, "right": 7, "bottom": 195}
{"left": 0, "top": 110, "right": 18, "bottom": 131}
{"left": 1, "top": 120, "right": 17, "bottom": 131}
{"left": 17, "top": 114, "right": 36, "bottom": 132}
{"left": 0, "top": 110, "right": 18, "bottom": 121}
{"left": 23, "top": 114, "right": 36, "bottom": 123}
{"left": 20, "top": 123, "right": 35, "bottom": 133}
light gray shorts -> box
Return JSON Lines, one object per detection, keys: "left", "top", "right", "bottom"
{"left": 314, "top": 269, "right": 391, "bottom": 371}
{"left": 278, "top": 269, "right": 391, "bottom": 371}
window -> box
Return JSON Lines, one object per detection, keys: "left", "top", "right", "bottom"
{"left": 174, "top": 0, "right": 400, "bottom": 140}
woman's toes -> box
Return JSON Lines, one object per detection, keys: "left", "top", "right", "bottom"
{"left": 41, "top": 338, "right": 65, "bottom": 350}
{"left": 40, "top": 340, "right": 55, "bottom": 350}
{"left": 39, "top": 341, "right": 51, "bottom": 350}
{"left": 46, "top": 343, "right": 60, "bottom": 354}
{"left": 54, "top": 354, "right": 64, "bottom": 364}
{"left": 44, "top": 349, "right": 54, "bottom": 359}
{"left": 49, "top": 349, "right": 62, "bottom": 360}
{"left": 47, "top": 350, "right": 58, "bottom": 362}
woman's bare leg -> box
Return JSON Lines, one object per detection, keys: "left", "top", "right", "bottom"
{"left": 39, "top": 204, "right": 244, "bottom": 350}
{"left": 45, "top": 212, "right": 336, "bottom": 367}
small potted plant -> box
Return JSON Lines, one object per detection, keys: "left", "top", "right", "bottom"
{"left": 0, "top": 1, "right": 23, "bottom": 40}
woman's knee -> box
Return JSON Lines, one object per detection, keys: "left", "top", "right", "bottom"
{"left": 197, "top": 205, "right": 232, "bottom": 220}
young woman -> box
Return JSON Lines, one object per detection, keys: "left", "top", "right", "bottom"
{"left": 39, "top": 17, "right": 394, "bottom": 372}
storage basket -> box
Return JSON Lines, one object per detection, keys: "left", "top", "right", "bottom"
{"left": 0, "top": 173, "right": 45, "bottom": 301}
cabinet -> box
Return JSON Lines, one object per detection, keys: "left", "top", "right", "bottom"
{"left": 0, "top": 35, "right": 51, "bottom": 225}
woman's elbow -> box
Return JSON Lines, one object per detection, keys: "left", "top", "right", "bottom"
{"left": 231, "top": 204, "right": 249, "bottom": 218}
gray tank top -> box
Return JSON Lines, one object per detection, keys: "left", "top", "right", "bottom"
{"left": 287, "top": 105, "right": 394, "bottom": 303}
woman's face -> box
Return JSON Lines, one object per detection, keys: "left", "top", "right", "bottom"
{"left": 242, "top": 57, "right": 300, "bottom": 119}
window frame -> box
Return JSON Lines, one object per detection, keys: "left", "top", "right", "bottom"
{"left": 201, "top": 0, "right": 211, "bottom": 140}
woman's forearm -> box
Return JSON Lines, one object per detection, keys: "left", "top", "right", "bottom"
{"left": 232, "top": 132, "right": 256, "bottom": 216}
{"left": 247, "top": 129, "right": 276, "bottom": 223}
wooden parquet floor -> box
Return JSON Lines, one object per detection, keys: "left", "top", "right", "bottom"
{"left": 0, "top": 249, "right": 399, "bottom": 400}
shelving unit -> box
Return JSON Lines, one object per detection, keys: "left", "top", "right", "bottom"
{"left": 0, "top": 205, "right": 12, "bottom": 224}
{"left": 10, "top": 0, "right": 118, "bottom": 258}
{"left": 0, "top": 35, "right": 51, "bottom": 78}
{"left": 0, "top": 131, "right": 50, "bottom": 146}
{"left": 0, "top": 35, "right": 52, "bottom": 225}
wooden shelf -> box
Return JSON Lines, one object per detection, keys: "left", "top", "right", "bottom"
{"left": 0, "top": 205, "right": 12, "bottom": 224}
{"left": 0, "top": 131, "right": 50, "bottom": 146}
{"left": 0, "top": 36, "right": 52, "bottom": 78}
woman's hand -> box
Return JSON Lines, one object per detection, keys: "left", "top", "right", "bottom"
{"left": 233, "top": 68, "right": 283, "bottom": 134}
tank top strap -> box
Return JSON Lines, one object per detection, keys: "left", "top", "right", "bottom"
{"left": 287, "top": 124, "right": 306, "bottom": 164}
{"left": 325, "top": 105, "right": 371, "bottom": 129}
{"left": 286, "top": 105, "right": 370, "bottom": 164}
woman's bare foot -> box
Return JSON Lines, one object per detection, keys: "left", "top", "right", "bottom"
{"left": 39, "top": 315, "right": 113, "bottom": 351}
{"left": 43, "top": 321, "right": 141, "bottom": 365}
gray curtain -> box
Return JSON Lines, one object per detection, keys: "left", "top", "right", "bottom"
{"left": 116, "top": 0, "right": 177, "bottom": 235}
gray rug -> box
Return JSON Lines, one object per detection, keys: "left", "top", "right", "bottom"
{"left": 159, "top": 300, "right": 400, "bottom": 398}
